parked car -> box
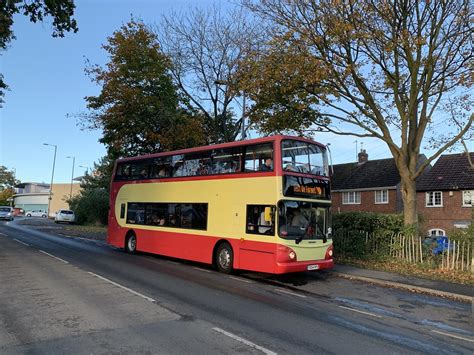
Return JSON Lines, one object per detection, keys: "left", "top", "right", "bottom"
{"left": 26, "top": 210, "right": 48, "bottom": 218}
{"left": 423, "top": 235, "right": 453, "bottom": 255}
{"left": 0, "top": 206, "right": 14, "bottom": 221}
{"left": 55, "top": 209, "right": 75, "bottom": 224}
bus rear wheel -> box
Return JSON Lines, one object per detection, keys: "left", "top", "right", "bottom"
{"left": 125, "top": 232, "right": 137, "bottom": 254}
{"left": 215, "top": 243, "right": 233, "bottom": 274}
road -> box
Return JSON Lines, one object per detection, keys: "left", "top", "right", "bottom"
{"left": 0, "top": 220, "right": 472, "bottom": 354}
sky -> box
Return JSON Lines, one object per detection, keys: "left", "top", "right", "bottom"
{"left": 0, "top": 0, "right": 472, "bottom": 184}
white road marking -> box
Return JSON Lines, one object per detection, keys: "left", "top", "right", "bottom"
{"left": 87, "top": 272, "right": 156, "bottom": 303}
{"left": 338, "top": 305, "right": 382, "bottom": 318}
{"left": 39, "top": 250, "right": 69, "bottom": 264}
{"left": 13, "top": 239, "right": 30, "bottom": 246}
{"left": 192, "top": 267, "right": 212, "bottom": 273}
{"left": 168, "top": 260, "right": 180, "bottom": 265}
{"left": 212, "top": 327, "right": 277, "bottom": 355}
{"left": 229, "top": 276, "right": 252, "bottom": 283}
{"left": 274, "top": 288, "right": 307, "bottom": 299}
{"left": 431, "top": 330, "right": 474, "bottom": 343}
{"left": 0, "top": 232, "right": 7, "bottom": 236}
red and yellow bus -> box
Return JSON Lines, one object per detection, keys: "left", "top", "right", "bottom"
{"left": 107, "top": 135, "right": 334, "bottom": 274}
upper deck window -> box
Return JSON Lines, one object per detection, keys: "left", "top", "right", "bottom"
{"left": 281, "top": 140, "right": 328, "bottom": 177}
{"left": 114, "top": 142, "right": 275, "bottom": 181}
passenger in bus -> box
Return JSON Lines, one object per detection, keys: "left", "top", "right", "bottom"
{"left": 258, "top": 207, "right": 273, "bottom": 234}
{"left": 291, "top": 210, "right": 309, "bottom": 228}
{"left": 139, "top": 168, "right": 148, "bottom": 179}
{"left": 260, "top": 157, "right": 273, "bottom": 171}
{"left": 284, "top": 163, "right": 297, "bottom": 172}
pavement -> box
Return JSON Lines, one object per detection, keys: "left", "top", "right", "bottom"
{"left": 14, "top": 216, "right": 474, "bottom": 303}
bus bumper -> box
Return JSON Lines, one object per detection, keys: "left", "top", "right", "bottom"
{"left": 275, "top": 258, "right": 334, "bottom": 274}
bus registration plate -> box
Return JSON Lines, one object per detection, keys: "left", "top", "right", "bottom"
{"left": 307, "top": 265, "right": 319, "bottom": 271}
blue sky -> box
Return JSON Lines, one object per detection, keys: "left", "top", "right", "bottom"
{"left": 0, "top": 0, "right": 471, "bottom": 184}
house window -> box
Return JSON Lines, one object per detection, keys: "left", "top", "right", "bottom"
{"left": 462, "top": 190, "right": 473, "bottom": 207}
{"left": 426, "top": 191, "right": 443, "bottom": 207}
{"left": 342, "top": 191, "right": 361, "bottom": 204}
{"left": 428, "top": 229, "right": 445, "bottom": 237}
{"left": 374, "top": 190, "right": 389, "bottom": 204}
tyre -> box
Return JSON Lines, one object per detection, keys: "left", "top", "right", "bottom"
{"left": 215, "top": 242, "right": 233, "bottom": 274}
{"left": 125, "top": 232, "right": 137, "bottom": 254}
{"left": 41, "top": 214, "right": 47, "bottom": 218}
{"left": 26, "top": 214, "right": 31, "bottom": 217}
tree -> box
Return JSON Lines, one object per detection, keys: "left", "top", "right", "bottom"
{"left": 156, "top": 5, "right": 262, "bottom": 143}
{"left": 0, "top": 0, "right": 78, "bottom": 105}
{"left": 80, "top": 19, "right": 206, "bottom": 159}
{"left": 0, "top": 166, "right": 19, "bottom": 205}
{"left": 240, "top": 0, "right": 473, "bottom": 226}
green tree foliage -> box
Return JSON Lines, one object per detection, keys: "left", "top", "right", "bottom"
{"left": 67, "top": 188, "right": 109, "bottom": 226}
{"left": 81, "top": 19, "right": 206, "bottom": 159}
{"left": 0, "top": 166, "right": 20, "bottom": 205}
{"left": 241, "top": 0, "right": 473, "bottom": 226}
{"left": 0, "top": 0, "right": 78, "bottom": 105}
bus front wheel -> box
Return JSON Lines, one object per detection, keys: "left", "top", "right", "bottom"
{"left": 215, "top": 243, "right": 233, "bottom": 274}
{"left": 125, "top": 232, "right": 137, "bottom": 254}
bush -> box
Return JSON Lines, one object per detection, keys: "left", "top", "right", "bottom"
{"left": 68, "top": 188, "right": 109, "bottom": 226}
{"left": 332, "top": 212, "right": 404, "bottom": 260}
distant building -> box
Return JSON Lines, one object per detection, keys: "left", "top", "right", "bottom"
{"left": 14, "top": 182, "right": 81, "bottom": 217}
{"left": 331, "top": 149, "right": 429, "bottom": 215}
{"left": 332, "top": 150, "right": 404, "bottom": 214}
{"left": 416, "top": 152, "right": 473, "bottom": 236}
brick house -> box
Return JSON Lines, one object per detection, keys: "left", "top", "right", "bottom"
{"left": 332, "top": 150, "right": 404, "bottom": 214}
{"left": 416, "top": 152, "right": 473, "bottom": 236}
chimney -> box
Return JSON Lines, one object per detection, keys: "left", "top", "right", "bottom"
{"left": 358, "top": 149, "right": 368, "bottom": 165}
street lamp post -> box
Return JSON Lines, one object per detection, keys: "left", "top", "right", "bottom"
{"left": 66, "top": 156, "right": 75, "bottom": 200}
{"left": 43, "top": 143, "right": 57, "bottom": 217}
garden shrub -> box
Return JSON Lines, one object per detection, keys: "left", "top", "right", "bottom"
{"left": 67, "top": 188, "right": 109, "bottom": 226}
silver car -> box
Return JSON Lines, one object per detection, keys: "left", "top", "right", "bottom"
{"left": 55, "top": 209, "right": 75, "bottom": 224}
{"left": 26, "top": 210, "right": 47, "bottom": 218}
{"left": 0, "top": 206, "right": 14, "bottom": 221}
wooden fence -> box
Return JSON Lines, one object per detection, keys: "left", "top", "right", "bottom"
{"left": 333, "top": 231, "right": 473, "bottom": 272}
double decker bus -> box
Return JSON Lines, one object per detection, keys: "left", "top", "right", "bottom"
{"left": 107, "top": 135, "right": 334, "bottom": 274}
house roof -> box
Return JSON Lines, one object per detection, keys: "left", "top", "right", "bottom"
{"left": 416, "top": 152, "right": 474, "bottom": 191}
{"left": 332, "top": 158, "right": 401, "bottom": 190}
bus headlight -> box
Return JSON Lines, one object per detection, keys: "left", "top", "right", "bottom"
{"left": 288, "top": 251, "right": 296, "bottom": 260}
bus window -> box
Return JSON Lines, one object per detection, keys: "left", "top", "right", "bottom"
{"left": 282, "top": 140, "right": 328, "bottom": 176}
{"left": 244, "top": 144, "right": 273, "bottom": 172}
{"left": 246, "top": 205, "right": 275, "bottom": 235}
{"left": 183, "top": 152, "right": 212, "bottom": 176}
{"left": 115, "top": 163, "right": 132, "bottom": 181}
{"left": 211, "top": 147, "right": 242, "bottom": 174}
{"left": 172, "top": 155, "right": 185, "bottom": 177}
{"left": 150, "top": 157, "right": 171, "bottom": 178}
{"left": 131, "top": 160, "right": 150, "bottom": 180}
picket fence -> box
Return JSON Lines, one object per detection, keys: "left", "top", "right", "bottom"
{"left": 334, "top": 231, "right": 473, "bottom": 272}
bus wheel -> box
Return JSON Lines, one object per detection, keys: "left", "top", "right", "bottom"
{"left": 125, "top": 232, "right": 137, "bottom": 254}
{"left": 215, "top": 243, "right": 233, "bottom": 274}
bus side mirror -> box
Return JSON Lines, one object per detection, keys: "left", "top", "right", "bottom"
{"left": 264, "top": 207, "right": 272, "bottom": 222}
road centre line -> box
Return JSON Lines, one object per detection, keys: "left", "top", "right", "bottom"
{"left": 87, "top": 272, "right": 156, "bottom": 303}
{"left": 229, "top": 276, "right": 252, "bottom": 283}
{"left": 274, "top": 288, "right": 307, "bottom": 299}
{"left": 14, "top": 239, "right": 30, "bottom": 246}
{"left": 431, "top": 330, "right": 474, "bottom": 343}
{"left": 39, "top": 250, "right": 69, "bottom": 264}
{"left": 338, "top": 305, "right": 382, "bottom": 318}
{"left": 212, "top": 327, "right": 277, "bottom": 355}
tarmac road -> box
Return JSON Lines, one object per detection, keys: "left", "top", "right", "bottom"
{"left": 0, "top": 220, "right": 473, "bottom": 354}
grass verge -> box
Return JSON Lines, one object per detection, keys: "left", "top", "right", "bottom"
{"left": 337, "top": 257, "right": 473, "bottom": 286}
